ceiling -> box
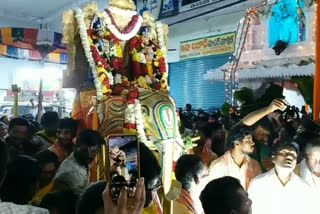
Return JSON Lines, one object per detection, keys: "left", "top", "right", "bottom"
{"left": 0, "top": 0, "right": 109, "bottom": 25}
{"left": 0, "top": 0, "right": 258, "bottom": 31}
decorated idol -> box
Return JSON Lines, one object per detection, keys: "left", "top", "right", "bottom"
{"left": 62, "top": 0, "right": 184, "bottom": 212}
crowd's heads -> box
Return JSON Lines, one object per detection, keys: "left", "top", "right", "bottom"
{"left": 175, "top": 155, "right": 208, "bottom": 193}
{"left": 200, "top": 176, "right": 252, "bottom": 214}
{"left": 77, "top": 181, "right": 107, "bottom": 214}
{"left": 41, "top": 111, "right": 60, "bottom": 137}
{"left": 305, "top": 138, "right": 320, "bottom": 174}
{"left": 139, "top": 142, "right": 162, "bottom": 208}
{"left": 57, "top": 118, "right": 78, "bottom": 146}
{"left": 35, "top": 150, "right": 59, "bottom": 188}
{"left": 272, "top": 141, "right": 299, "bottom": 173}
{"left": 74, "top": 130, "right": 104, "bottom": 166}
{"left": 228, "top": 125, "right": 255, "bottom": 154}
{"left": 0, "top": 141, "right": 8, "bottom": 187}
{"left": 40, "top": 190, "right": 77, "bottom": 214}
{"left": 8, "top": 117, "right": 32, "bottom": 144}
{"left": 0, "top": 155, "right": 41, "bottom": 204}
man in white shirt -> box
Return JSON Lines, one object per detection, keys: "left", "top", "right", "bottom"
{"left": 248, "top": 142, "right": 318, "bottom": 214}
{"left": 0, "top": 142, "right": 48, "bottom": 214}
{"left": 295, "top": 138, "right": 320, "bottom": 195}
{"left": 209, "top": 99, "right": 287, "bottom": 190}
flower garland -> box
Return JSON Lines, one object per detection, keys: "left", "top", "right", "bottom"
{"left": 129, "top": 35, "right": 167, "bottom": 91}
{"left": 156, "top": 23, "right": 169, "bottom": 91}
{"left": 75, "top": 8, "right": 104, "bottom": 101}
{"left": 101, "top": 9, "right": 143, "bottom": 41}
{"left": 123, "top": 90, "right": 184, "bottom": 151}
{"left": 124, "top": 89, "right": 170, "bottom": 150}
{"left": 108, "top": 6, "right": 137, "bottom": 17}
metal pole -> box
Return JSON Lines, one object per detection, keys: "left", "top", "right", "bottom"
{"left": 37, "top": 59, "right": 45, "bottom": 122}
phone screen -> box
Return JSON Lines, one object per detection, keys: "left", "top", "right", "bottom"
{"left": 106, "top": 135, "right": 140, "bottom": 199}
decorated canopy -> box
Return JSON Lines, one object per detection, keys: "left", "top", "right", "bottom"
{"left": 0, "top": 28, "right": 68, "bottom": 64}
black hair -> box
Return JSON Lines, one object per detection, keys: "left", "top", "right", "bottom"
{"left": 272, "top": 141, "right": 300, "bottom": 156}
{"left": 200, "top": 176, "right": 243, "bottom": 214}
{"left": 186, "top": 104, "right": 192, "bottom": 109}
{"left": 227, "top": 124, "right": 253, "bottom": 150}
{"left": 77, "top": 181, "right": 107, "bottom": 214}
{"left": 41, "top": 111, "right": 59, "bottom": 128}
{"left": 254, "top": 117, "right": 273, "bottom": 132}
{"left": 40, "top": 190, "right": 77, "bottom": 214}
{"left": 175, "top": 155, "right": 205, "bottom": 191}
{"left": 29, "top": 120, "right": 41, "bottom": 135}
{"left": 35, "top": 150, "right": 59, "bottom": 169}
{"left": 0, "top": 141, "right": 8, "bottom": 186}
{"left": 199, "top": 123, "right": 221, "bottom": 139}
{"left": 8, "top": 117, "right": 31, "bottom": 134}
{"left": 58, "top": 118, "right": 78, "bottom": 138}
{"left": 0, "top": 155, "right": 41, "bottom": 204}
{"left": 76, "top": 130, "right": 104, "bottom": 147}
{"left": 140, "top": 143, "right": 161, "bottom": 186}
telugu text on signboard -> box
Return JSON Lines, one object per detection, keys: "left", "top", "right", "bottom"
{"left": 180, "top": 32, "right": 236, "bottom": 60}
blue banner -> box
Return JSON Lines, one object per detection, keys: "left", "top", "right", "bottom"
{"left": 158, "top": 0, "right": 179, "bottom": 19}
{"left": 136, "top": 0, "right": 178, "bottom": 20}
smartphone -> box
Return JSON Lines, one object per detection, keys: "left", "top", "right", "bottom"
{"left": 105, "top": 134, "right": 140, "bottom": 199}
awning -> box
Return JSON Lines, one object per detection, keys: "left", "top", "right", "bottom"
{"left": 204, "top": 58, "right": 315, "bottom": 81}
{"left": 0, "top": 28, "right": 68, "bottom": 64}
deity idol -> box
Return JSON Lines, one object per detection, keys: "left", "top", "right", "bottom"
{"left": 62, "top": 0, "right": 184, "bottom": 212}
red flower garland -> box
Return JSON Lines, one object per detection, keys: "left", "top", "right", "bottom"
{"left": 105, "top": 9, "right": 140, "bottom": 35}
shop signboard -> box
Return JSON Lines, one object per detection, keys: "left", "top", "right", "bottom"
{"left": 180, "top": 32, "right": 236, "bottom": 60}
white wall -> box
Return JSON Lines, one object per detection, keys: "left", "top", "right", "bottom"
{"left": 46, "top": 0, "right": 111, "bottom": 33}
{"left": 0, "top": 17, "right": 39, "bottom": 29}
{"left": 0, "top": 57, "right": 66, "bottom": 90}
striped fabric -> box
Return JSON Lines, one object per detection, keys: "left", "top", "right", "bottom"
{"left": 0, "top": 28, "right": 67, "bottom": 64}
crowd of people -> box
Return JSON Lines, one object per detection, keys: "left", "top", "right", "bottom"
{"left": 0, "top": 98, "right": 319, "bottom": 214}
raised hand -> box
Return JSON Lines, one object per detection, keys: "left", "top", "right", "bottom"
{"left": 267, "top": 99, "right": 288, "bottom": 113}
{"left": 103, "top": 177, "right": 146, "bottom": 214}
